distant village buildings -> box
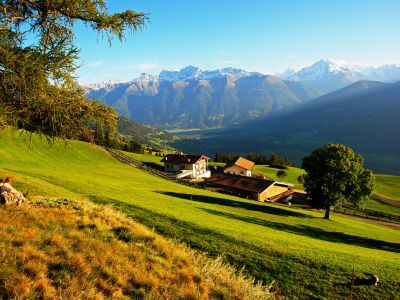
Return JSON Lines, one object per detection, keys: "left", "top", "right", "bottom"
{"left": 161, "top": 154, "right": 295, "bottom": 202}
{"left": 224, "top": 157, "right": 254, "bottom": 177}
{"left": 161, "top": 153, "right": 211, "bottom": 179}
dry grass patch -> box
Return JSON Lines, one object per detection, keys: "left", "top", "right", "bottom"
{"left": 0, "top": 199, "right": 272, "bottom": 299}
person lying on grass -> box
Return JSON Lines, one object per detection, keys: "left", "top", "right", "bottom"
{"left": 0, "top": 177, "right": 26, "bottom": 206}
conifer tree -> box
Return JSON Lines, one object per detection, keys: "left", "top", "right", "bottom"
{"left": 0, "top": 1, "right": 147, "bottom": 141}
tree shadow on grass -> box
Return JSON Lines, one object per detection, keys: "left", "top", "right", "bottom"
{"left": 200, "top": 207, "right": 400, "bottom": 254}
{"left": 153, "top": 191, "right": 313, "bottom": 218}
{"left": 88, "top": 195, "right": 400, "bottom": 298}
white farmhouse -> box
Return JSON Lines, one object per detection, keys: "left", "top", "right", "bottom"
{"left": 161, "top": 153, "right": 211, "bottom": 179}
{"left": 224, "top": 157, "right": 254, "bottom": 177}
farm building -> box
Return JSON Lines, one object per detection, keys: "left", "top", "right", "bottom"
{"left": 206, "top": 173, "right": 293, "bottom": 202}
{"left": 161, "top": 153, "right": 211, "bottom": 179}
{"left": 224, "top": 157, "right": 254, "bottom": 177}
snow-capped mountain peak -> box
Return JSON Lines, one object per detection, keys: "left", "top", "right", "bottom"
{"left": 159, "top": 66, "right": 201, "bottom": 81}
{"left": 83, "top": 79, "right": 125, "bottom": 91}
{"left": 279, "top": 59, "right": 400, "bottom": 93}
{"left": 289, "top": 59, "right": 352, "bottom": 81}
{"left": 159, "top": 66, "right": 256, "bottom": 81}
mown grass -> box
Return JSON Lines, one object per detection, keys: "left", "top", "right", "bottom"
{"left": 123, "top": 152, "right": 164, "bottom": 167}
{"left": 365, "top": 199, "right": 400, "bottom": 216}
{"left": 253, "top": 165, "right": 305, "bottom": 189}
{"left": 0, "top": 199, "right": 269, "bottom": 299}
{"left": 374, "top": 174, "right": 400, "bottom": 202}
{"left": 1, "top": 130, "right": 400, "bottom": 299}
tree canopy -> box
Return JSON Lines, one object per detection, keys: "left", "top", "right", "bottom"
{"left": 302, "top": 144, "right": 374, "bottom": 220}
{"left": 276, "top": 169, "right": 287, "bottom": 181}
{"left": 0, "top": 0, "right": 147, "bottom": 141}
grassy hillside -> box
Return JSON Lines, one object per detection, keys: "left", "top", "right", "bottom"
{"left": 365, "top": 199, "right": 400, "bottom": 216}
{"left": 0, "top": 199, "right": 268, "bottom": 299}
{"left": 117, "top": 117, "right": 176, "bottom": 148}
{"left": 1, "top": 130, "right": 399, "bottom": 299}
{"left": 253, "top": 165, "right": 305, "bottom": 189}
{"left": 124, "top": 151, "right": 165, "bottom": 167}
{"left": 113, "top": 153, "right": 400, "bottom": 215}
{"left": 374, "top": 174, "right": 400, "bottom": 202}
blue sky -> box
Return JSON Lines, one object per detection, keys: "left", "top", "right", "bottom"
{"left": 74, "top": 0, "right": 400, "bottom": 83}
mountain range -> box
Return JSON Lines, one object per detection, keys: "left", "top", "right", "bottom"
{"left": 280, "top": 59, "right": 400, "bottom": 93}
{"left": 85, "top": 60, "right": 400, "bottom": 130}
{"left": 85, "top": 67, "right": 321, "bottom": 129}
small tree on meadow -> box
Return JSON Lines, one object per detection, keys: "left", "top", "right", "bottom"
{"left": 276, "top": 169, "right": 287, "bottom": 181}
{"left": 302, "top": 144, "right": 374, "bottom": 220}
{"left": 297, "top": 174, "right": 304, "bottom": 185}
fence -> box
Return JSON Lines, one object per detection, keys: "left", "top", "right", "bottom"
{"left": 103, "top": 148, "right": 203, "bottom": 189}
{"left": 335, "top": 205, "right": 400, "bottom": 224}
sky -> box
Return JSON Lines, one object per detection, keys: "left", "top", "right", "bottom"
{"left": 74, "top": 0, "right": 400, "bottom": 83}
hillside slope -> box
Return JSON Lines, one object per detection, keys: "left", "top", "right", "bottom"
{"left": 1, "top": 130, "right": 399, "bottom": 299}
{"left": 0, "top": 199, "right": 267, "bottom": 299}
{"left": 117, "top": 117, "right": 175, "bottom": 148}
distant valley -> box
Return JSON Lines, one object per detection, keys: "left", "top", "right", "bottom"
{"left": 174, "top": 80, "right": 400, "bottom": 174}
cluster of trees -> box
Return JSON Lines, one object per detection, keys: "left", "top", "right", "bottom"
{"left": 0, "top": 1, "right": 147, "bottom": 142}
{"left": 214, "top": 152, "right": 293, "bottom": 168}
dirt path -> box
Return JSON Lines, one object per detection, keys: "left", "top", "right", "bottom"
{"left": 334, "top": 212, "right": 400, "bottom": 230}
{"left": 372, "top": 194, "right": 400, "bottom": 207}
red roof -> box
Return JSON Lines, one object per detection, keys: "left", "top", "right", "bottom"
{"left": 161, "top": 154, "right": 209, "bottom": 164}
{"left": 225, "top": 157, "right": 255, "bottom": 171}
{"left": 205, "top": 173, "right": 275, "bottom": 193}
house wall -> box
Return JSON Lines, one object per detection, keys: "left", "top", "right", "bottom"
{"left": 193, "top": 159, "right": 210, "bottom": 178}
{"left": 164, "top": 158, "right": 209, "bottom": 179}
{"left": 224, "top": 165, "right": 252, "bottom": 177}
{"left": 257, "top": 184, "right": 289, "bottom": 202}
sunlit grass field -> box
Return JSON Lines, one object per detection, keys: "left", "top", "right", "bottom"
{"left": 123, "top": 153, "right": 400, "bottom": 204}
{"left": 1, "top": 130, "right": 399, "bottom": 299}
{"left": 123, "top": 152, "right": 164, "bottom": 167}
{"left": 253, "top": 165, "right": 305, "bottom": 189}
{"left": 374, "top": 174, "right": 400, "bottom": 202}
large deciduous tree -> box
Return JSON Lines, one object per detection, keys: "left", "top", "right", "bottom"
{"left": 302, "top": 144, "right": 374, "bottom": 220}
{"left": 0, "top": 0, "right": 147, "bottom": 141}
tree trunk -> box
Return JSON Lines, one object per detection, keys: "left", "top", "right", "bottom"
{"left": 324, "top": 206, "right": 331, "bottom": 220}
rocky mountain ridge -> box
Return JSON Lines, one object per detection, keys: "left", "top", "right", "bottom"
{"left": 85, "top": 67, "right": 321, "bottom": 129}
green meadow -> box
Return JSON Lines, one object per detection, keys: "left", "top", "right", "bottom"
{"left": 124, "top": 151, "right": 164, "bottom": 167}
{"left": 253, "top": 165, "right": 305, "bottom": 189}
{"left": 1, "top": 130, "right": 399, "bottom": 299}
{"left": 374, "top": 174, "right": 400, "bottom": 202}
